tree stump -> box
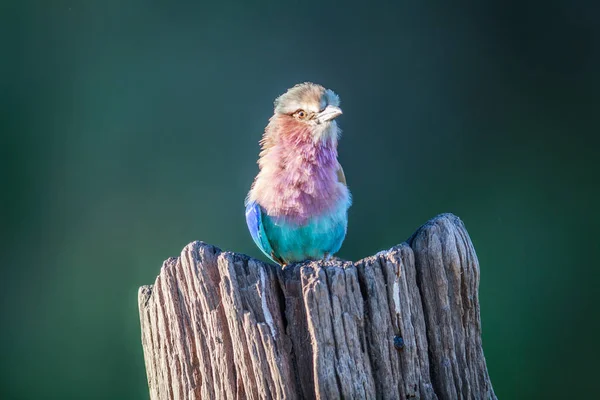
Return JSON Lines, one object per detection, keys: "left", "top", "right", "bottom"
{"left": 138, "top": 213, "right": 496, "bottom": 399}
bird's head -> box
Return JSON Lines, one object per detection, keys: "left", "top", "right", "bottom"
{"left": 269, "top": 82, "right": 342, "bottom": 144}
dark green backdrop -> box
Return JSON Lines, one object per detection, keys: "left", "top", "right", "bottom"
{"left": 2, "top": 1, "right": 599, "bottom": 399}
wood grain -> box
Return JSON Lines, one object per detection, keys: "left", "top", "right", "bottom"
{"left": 139, "top": 213, "right": 496, "bottom": 399}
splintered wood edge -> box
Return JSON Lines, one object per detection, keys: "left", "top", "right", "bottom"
{"left": 138, "top": 213, "right": 464, "bottom": 308}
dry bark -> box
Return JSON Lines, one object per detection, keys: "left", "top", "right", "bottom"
{"left": 138, "top": 213, "right": 496, "bottom": 399}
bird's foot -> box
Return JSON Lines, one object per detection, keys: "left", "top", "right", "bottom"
{"left": 270, "top": 251, "right": 287, "bottom": 267}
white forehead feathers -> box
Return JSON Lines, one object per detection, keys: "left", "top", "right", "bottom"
{"left": 274, "top": 82, "right": 340, "bottom": 115}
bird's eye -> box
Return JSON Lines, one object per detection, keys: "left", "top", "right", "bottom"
{"left": 295, "top": 110, "right": 307, "bottom": 119}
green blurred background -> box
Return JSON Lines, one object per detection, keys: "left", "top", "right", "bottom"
{"left": 1, "top": 1, "right": 599, "bottom": 399}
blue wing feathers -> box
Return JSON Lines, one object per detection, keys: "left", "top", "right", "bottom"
{"left": 245, "top": 201, "right": 275, "bottom": 261}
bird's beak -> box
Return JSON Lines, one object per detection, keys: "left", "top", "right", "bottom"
{"left": 316, "top": 105, "right": 343, "bottom": 124}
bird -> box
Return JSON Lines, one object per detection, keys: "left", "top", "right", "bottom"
{"left": 245, "top": 82, "right": 351, "bottom": 266}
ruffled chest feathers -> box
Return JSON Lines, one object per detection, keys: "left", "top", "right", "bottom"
{"left": 250, "top": 136, "right": 349, "bottom": 225}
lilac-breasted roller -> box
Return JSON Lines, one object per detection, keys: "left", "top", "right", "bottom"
{"left": 245, "top": 82, "right": 351, "bottom": 266}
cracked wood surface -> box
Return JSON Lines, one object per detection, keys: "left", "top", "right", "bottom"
{"left": 138, "top": 213, "right": 496, "bottom": 399}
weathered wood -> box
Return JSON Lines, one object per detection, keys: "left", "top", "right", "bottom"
{"left": 139, "top": 213, "right": 496, "bottom": 399}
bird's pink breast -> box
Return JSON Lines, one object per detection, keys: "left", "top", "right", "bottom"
{"left": 250, "top": 121, "right": 349, "bottom": 226}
